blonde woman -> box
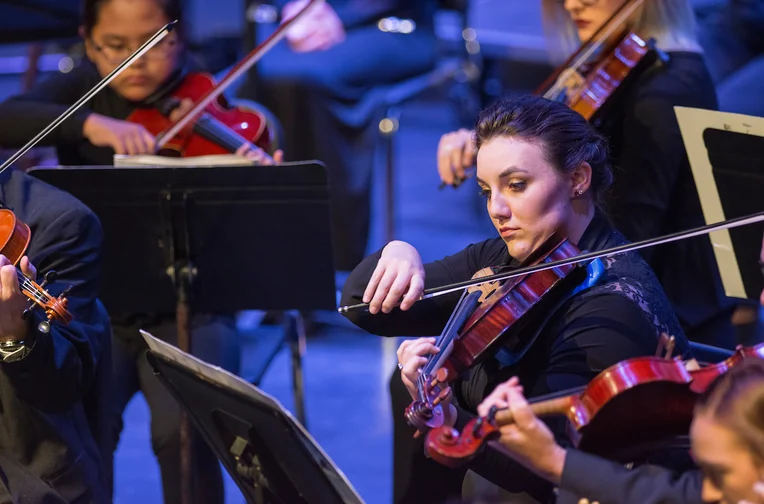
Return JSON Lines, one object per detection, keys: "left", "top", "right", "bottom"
{"left": 436, "top": 0, "right": 741, "bottom": 349}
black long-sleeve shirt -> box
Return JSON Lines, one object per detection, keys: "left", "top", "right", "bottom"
{"left": 0, "top": 168, "right": 110, "bottom": 503}
{"left": 341, "top": 211, "right": 690, "bottom": 501}
{"left": 600, "top": 51, "right": 738, "bottom": 343}
{"left": 557, "top": 450, "right": 703, "bottom": 504}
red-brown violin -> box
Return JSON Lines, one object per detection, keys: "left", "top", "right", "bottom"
{"left": 127, "top": 71, "right": 271, "bottom": 157}
{"left": 537, "top": 0, "right": 660, "bottom": 126}
{"left": 0, "top": 209, "right": 72, "bottom": 326}
{"left": 128, "top": 0, "right": 325, "bottom": 158}
{"left": 423, "top": 344, "right": 764, "bottom": 468}
{"left": 404, "top": 234, "right": 590, "bottom": 436}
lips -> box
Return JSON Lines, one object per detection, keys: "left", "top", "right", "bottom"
{"left": 574, "top": 19, "right": 591, "bottom": 28}
{"left": 499, "top": 227, "right": 519, "bottom": 237}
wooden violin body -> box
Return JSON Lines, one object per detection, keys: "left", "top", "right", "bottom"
{"left": 563, "top": 32, "right": 655, "bottom": 123}
{"left": 538, "top": 0, "right": 662, "bottom": 125}
{"left": 405, "top": 235, "right": 591, "bottom": 433}
{"left": 0, "top": 209, "right": 72, "bottom": 325}
{"left": 127, "top": 72, "right": 271, "bottom": 157}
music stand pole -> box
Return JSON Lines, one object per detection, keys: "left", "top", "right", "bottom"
{"left": 164, "top": 191, "right": 197, "bottom": 504}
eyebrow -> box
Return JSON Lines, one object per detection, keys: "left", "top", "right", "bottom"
{"left": 476, "top": 166, "right": 528, "bottom": 186}
{"left": 101, "top": 31, "right": 162, "bottom": 41}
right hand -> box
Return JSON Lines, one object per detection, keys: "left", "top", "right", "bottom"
{"left": 477, "top": 378, "right": 567, "bottom": 485}
{"left": 282, "top": 0, "right": 345, "bottom": 53}
{"left": 397, "top": 337, "right": 440, "bottom": 399}
{"left": 83, "top": 113, "right": 156, "bottom": 155}
{"left": 437, "top": 128, "right": 476, "bottom": 187}
{"left": 363, "top": 241, "right": 424, "bottom": 314}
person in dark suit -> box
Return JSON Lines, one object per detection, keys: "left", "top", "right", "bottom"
{"left": 0, "top": 167, "right": 110, "bottom": 503}
{"left": 474, "top": 356, "right": 764, "bottom": 504}
{"left": 241, "top": 0, "right": 439, "bottom": 272}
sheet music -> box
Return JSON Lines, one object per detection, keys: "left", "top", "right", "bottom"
{"left": 675, "top": 106, "right": 764, "bottom": 299}
{"left": 140, "top": 329, "right": 365, "bottom": 503}
{"left": 114, "top": 153, "right": 254, "bottom": 167}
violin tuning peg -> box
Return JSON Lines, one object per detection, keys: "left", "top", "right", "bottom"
{"left": 41, "top": 270, "right": 58, "bottom": 287}
{"left": 60, "top": 285, "right": 73, "bottom": 298}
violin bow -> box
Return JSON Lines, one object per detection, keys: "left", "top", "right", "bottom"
{"left": 0, "top": 21, "right": 178, "bottom": 174}
{"left": 338, "top": 210, "right": 764, "bottom": 313}
{"left": 154, "top": 0, "right": 324, "bottom": 151}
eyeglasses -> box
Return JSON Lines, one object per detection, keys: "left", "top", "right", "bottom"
{"left": 89, "top": 37, "right": 178, "bottom": 65}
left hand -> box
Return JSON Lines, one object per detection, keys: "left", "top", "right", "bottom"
{"left": 235, "top": 143, "right": 284, "bottom": 165}
{"left": 477, "top": 377, "right": 567, "bottom": 485}
{"left": 0, "top": 255, "right": 37, "bottom": 342}
{"left": 282, "top": 0, "right": 346, "bottom": 53}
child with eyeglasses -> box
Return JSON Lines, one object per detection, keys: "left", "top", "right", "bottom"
{"left": 0, "top": 0, "right": 280, "bottom": 165}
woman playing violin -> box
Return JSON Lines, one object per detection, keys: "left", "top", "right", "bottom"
{"left": 0, "top": 0, "right": 280, "bottom": 165}
{"left": 438, "top": 0, "right": 741, "bottom": 350}
{"left": 475, "top": 357, "right": 764, "bottom": 504}
{"left": 341, "top": 95, "right": 691, "bottom": 504}
{"left": 0, "top": 1, "right": 274, "bottom": 503}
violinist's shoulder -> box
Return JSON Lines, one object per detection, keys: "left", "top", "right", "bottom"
{"left": 6, "top": 169, "right": 102, "bottom": 244}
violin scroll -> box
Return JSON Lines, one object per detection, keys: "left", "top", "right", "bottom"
{"left": 20, "top": 269, "right": 73, "bottom": 330}
{"left": 405, "top": 367, "right": 453, "bottom": 437}
{"left": 424, "top": 406, "right": 503, "bottom": 467}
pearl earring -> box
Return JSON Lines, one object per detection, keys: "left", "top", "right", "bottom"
{"left": 574, "top": 189, "right": 582, "bottom": 197}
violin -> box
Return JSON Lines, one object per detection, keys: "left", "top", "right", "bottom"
{"left": 442, "top": 0, "right": 660, "bottom": 189}
{"left": 0, "top": 209, "right": 72, "bottom": 328}
{"left": 127, "top": 71, "right": 272, "bottom": 157}
{"left": 423, "top": 343, "right": 764, "bottom": 468}
{"left": 537, "top": 0, "right": 662, "bottom": 126}
{"left": 147, "top": 0, "right": 323, "bottom": 158}
{"left": 404, "top": 234, "right": 592, "bottom": 435}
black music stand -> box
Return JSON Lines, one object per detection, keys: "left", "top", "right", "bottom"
{"left": 676, "top": 106, "right": 764, "bottom": 302}
{"left": 141, "top": 329, "right": 365, "bottom": 504}
{"left": 28, "top": 162, "right": 337, "bottom": 504}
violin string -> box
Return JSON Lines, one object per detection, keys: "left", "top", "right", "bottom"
{"left": 155, "top": 0, "right": 321, "bottom": 150}
{"left": 14, "top": 271, "right": 51, "bottom": 304}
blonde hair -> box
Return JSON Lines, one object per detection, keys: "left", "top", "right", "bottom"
{"left": 541, "top": 0, "right": 702, "bottom": 64}
{"left": 696, "top": 358, "right": 764, "bottom": 464}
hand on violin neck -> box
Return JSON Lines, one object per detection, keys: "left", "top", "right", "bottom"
{"left": 364, "top": 241, "right": 424, "bottom": 314}
{"left": 83, "top": 113, "right": 156, "bottom": 155}
{"left": 397, "top": 337, "right": 440, "bottom": 399}
{"left": 0, "top": 255, "right": 37, "bottom": 343}
{"left": 478, "top": 377, "right": 566, "bottom": 485}
{"left": 437, "top": 129, "right": 476, "bottom": 187}
{"left": 234, "top": 144, "right": 284, "bottom": 165}
{"left": 282, "top": 0, "right": 345, "bottom": 53}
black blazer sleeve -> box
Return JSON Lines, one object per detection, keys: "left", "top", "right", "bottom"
{"left": 0, "top": 204, "right": 107, "bottom": 413}
{"left": 556, "top": 449, "right": 703, "bottom": 504}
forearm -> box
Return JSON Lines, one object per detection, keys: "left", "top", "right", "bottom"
{"left": 340, "top": 246, "right": 464, "bottom": 336}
